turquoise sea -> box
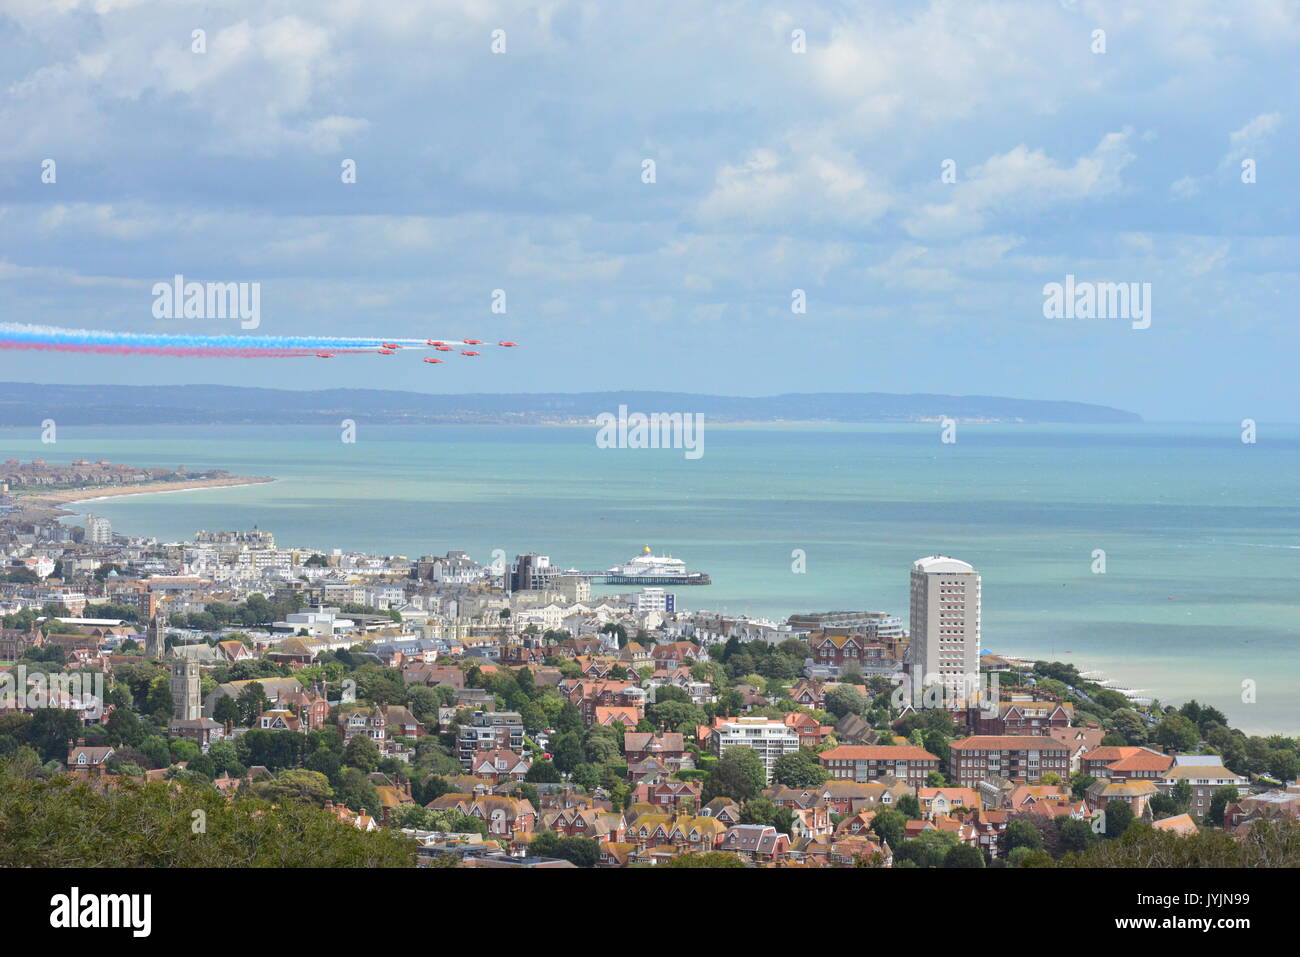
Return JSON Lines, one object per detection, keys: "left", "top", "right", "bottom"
{"left": 6, "top": 422, "right": 1299, "bottom": 735}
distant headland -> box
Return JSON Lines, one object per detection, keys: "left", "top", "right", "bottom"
{"left": 0, "top": 383, "right": 1141, "bottom": 426}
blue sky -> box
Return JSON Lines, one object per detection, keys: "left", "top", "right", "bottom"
{"left": 1, "top": 0, "right": 1297, "bottom": 420}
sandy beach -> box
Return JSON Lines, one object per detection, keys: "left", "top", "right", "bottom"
{"left": 26, "top": 475, "right": 274, "bottom": 506}
{"left": 9, "top": 476, "right": 274, "bottom": 523}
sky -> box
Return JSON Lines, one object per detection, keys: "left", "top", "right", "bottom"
{"left": 0, "top": 0, "right": 1298, "bottom": 421}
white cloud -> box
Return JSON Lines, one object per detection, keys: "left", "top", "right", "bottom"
{"left": 904, "top": 130, "right": 1136, "bottom": 238}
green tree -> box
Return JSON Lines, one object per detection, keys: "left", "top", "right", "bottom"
{"left": 702, "top": 747, "right": 766, "bottom": 804}
{"left": 823, "top": 686, "right": 867, "bottom": 719}
{"left": 343, "top": 734, "right": 380, "bottom": 773}
{"left": 1206, "top": 786, "right": 1239, "bottom": 827}
{"left": 264, "top": 769, "right": 333, "bottom": 806}
{"left": 870, "top": 807, "right": 906, "bottom": 850}
{"left": 1057, "top": 816, "right": 1096, "bottom": 855}
{"left": 1005, "top": 818, "right": 1044, "bottom": 853}
{"left": 1105, "top": 797, "right": 1135, "bottom": 838}
{"left": 0, "top": 757, "right": 415, "bottom": 867}
{"left": 1153, "top": 713, "right": 1200, "bottom": 752}
{"left": 770, "top": 748, "right": 828, "bottom": 788}
{"left": 943, "top": 843, "right": 985, "bottom": 868}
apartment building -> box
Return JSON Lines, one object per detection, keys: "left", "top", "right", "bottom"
{"left": 818, "top": 744, "right": 940, "bottom": 789}
{"left": 1158, "top": 756, "right": 1250, "bottom": 820}
{"left": 949, "top": 735, "right": 1072, "bottom": 788}
{"left": 909, "top": 556, "right": 981, "bottom": 694}
{"left": 710, "top": 716, "right": 801, "bottom": 783}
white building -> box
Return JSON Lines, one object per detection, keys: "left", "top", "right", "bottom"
{"left": 909, "top": 555, "right": 981, "bottom": 696}
{"left": 711, "top": 716, "right": 800, "bottom": 783}
{"left": 84, "top": 514, "right": 113, "bottom": 544}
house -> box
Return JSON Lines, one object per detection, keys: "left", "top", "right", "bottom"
{"left": 594, "top": 705, "right": 642, "bottom": 728}
{"left": 1081, "top": 746, "right": 1167, "bottom": 779}
{"left": 545, "top": 807, "right": 626, "bottom": 842}
{"left": 278, "top": 688, "right": 331, "bottom": 731}
{"left": 1151, "top": 813, "right": 1198, "bottom": 836}
{"left": 825, "top": 836, "right": 891, "bottom": 867}
{"left": 1046, "top": 725, "right": 1106, "bottom": 772}
{"left": 787, "top": 678, "right": 828, "bottom": 709}
{"left": 258, "top": 708, "right": 302, "bottom": 732}
{"left": 834, "top": 810, "right": 878, "bottom": 837}
{"left": 967, "top": 807, "right": 1010, "bottom": 858}
{"left": 623, "top": 731, "right": 687, "bottom": 767}
{"left": 428, "top": 793, "right": 537, "bottom": 837}
{"left": 598, "top": 841, "right": 636, "bottom": 867}
{"left": 1224, "top": 787, "right": 1300, "bottom": 831}
{"left": 67, "top": 742, "right": 115, "bottom": 770}
{"left": 470, "top": 749, "right": 531, "bottom": 783}
{"left": 819, "top": 745, "right": 939, "bottom": 788}
{"left": 807, "top": 634, "right": 866, "bottom": 677}
{"left": 625, "top": 813, "right": 725, "bottom": 853}
{"left": 1086, "top": 778, "right": 1158, "bottom": 818}
{"left": 970, "top": 698, "right": 1072, "bottom": 736}
{"left": 170, "top": 717, "right": 225, "bottom": 751}
{"left": 719, "top": 824, "right": 790, "bottom": 862}
{"left": 339, "top": 704, "right": 387, "bottom": 744}
{"left": 639, "top": 778, "right": 702, "bottom": 813}
{"left": 790, "top": 805, "right": 833, "bottom": 839}
{"left": 822, "top": 779, "right": 911, "bottom": 815}
{"left": 204, "top": 676, "right": 302, "bottom": 718}
{"left": 216, "top": 639, "right": 254, "bottom": 664}
{"left": 651, "top": 641, "right": 703, "bottom": 669}
{"left": 917, "top": 787, "right": 981, "bottom": 818}
{"left": 835, "top": 713, "right": 877, "bottom": 746}
{"left": 384, "top": 704, "right": 425, "bottom": 739}
{"left": 1099, "top": 748, "right": 1175, "bottom": 781}
{"left": 701, "top": 797, "right": 742, "bottom": 825}
{"left": 783, "top": 711, "right": 834, "bottom": 749}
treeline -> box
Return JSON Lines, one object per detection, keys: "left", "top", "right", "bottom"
{"left": 0, "top": 753, "right": 415, "bottom": 867}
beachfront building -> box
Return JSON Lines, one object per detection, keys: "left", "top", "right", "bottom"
{"left": 909, "top": 555, "right": 981, "bottom": 696}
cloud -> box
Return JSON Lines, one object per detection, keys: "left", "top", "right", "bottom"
{"left": 903, "top": 130, "right": 1136, "bottom": 238}
{"left": 694, "top": 137, "right": 892, "bottom": 230}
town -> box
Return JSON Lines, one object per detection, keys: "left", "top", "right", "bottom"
{"left": 1, "top": 498, "right": 1297, "bottom": 869}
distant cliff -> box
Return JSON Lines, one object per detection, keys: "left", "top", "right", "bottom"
{"left": 0, "top": 383, "right": 1141, "bottom": 425}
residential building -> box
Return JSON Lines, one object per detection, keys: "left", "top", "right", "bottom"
{"left": 908, "top": 555, "right": 981, "bottom": 695}
{"left": 948, "top": 735, "right": 1071, "bottom": 787}
{"left": 818, "top": 744, "right": 939, "bottom": 789}
{"left": 710, "top": 716, "right": 801, "bottom": 783}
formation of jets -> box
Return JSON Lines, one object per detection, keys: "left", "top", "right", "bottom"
{"left": 0, "top": 323, "right": 520, "bottom": 367}
{"left": 312, "top": 339, "right": 519, "bottom": 362}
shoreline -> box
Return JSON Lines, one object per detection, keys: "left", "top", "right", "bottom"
{"left": 12, "top": 476, "right": 274, "bottom": 523}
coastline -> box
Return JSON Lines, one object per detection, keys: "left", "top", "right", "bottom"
{"left": 13, "top": 476, "right": 274, "bottom": 523}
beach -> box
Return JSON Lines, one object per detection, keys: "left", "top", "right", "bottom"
{"left": 12, "top": 475, "right": 274, "bottom": 523}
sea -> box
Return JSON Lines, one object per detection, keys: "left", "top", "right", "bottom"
{"left": 5, "top": 421, "right": 1298, "bottom": 735}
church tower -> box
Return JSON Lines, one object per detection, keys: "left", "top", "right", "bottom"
{"left": 147, "top": 611, "right": 167, "bottom": 660}
{"left": 169, "top": 656, "right": 201, "bottom": 721}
